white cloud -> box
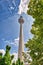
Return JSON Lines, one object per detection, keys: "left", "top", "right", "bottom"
{"left": 18, "top": 0, "right": 30, "bottom": 14}
{"left": 10, "top": 6, "right": 14, "bottom": 10}
{"left": 0, "top": 49, "right": 5, "bottom": 55}
{"left": 2, "top": 37, "right": 19, "bottom": 46}
{"left": 14, "top": 37, "right": 19, "bottom": 46}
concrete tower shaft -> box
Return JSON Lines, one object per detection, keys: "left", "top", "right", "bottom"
{"left": 18, "top": 16, "right": 24, "bottom": 61}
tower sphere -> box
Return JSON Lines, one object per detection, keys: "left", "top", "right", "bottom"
{"left": 18, "top": 16, "right": 24, "bottom": 23}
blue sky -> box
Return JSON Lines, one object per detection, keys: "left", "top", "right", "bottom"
{"left": 0, "top": 0, "right": 33, "bottom": 54}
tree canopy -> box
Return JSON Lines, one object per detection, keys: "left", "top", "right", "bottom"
{"left": 25, "top": 0, "right": 43, "bottom": 65}
{"left": 0, "top": 45, "right": 23, "bottom": 65}
{"left": 0, "top": 45, "right": 14, "bottom": 65}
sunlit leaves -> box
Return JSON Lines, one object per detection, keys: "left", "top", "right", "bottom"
{"left": 25, "top": 0, "right": 43, "bottom": 65}
{"left": 0, "top": 45, "right": 14, "bottom": 65}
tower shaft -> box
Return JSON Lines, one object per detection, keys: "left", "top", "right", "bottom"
{"left": 18, "top": 16, "right": 24, "bottom": 61}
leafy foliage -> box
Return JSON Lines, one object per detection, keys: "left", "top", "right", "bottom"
{"left": 25, "top": 0, "right": 43, "bottom": 65}
{"left": 0, "top": 45, "right": 24, "bottom": 65}
{"left": 0, "top": 45, "right": 14, "bottom": 65}
{"left": 12, "top": 58, "right": 23, "bottom": 65}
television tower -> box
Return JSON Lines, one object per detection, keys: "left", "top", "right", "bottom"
{"left": 18, "top": 16, "right": 24, "bottom": 61}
